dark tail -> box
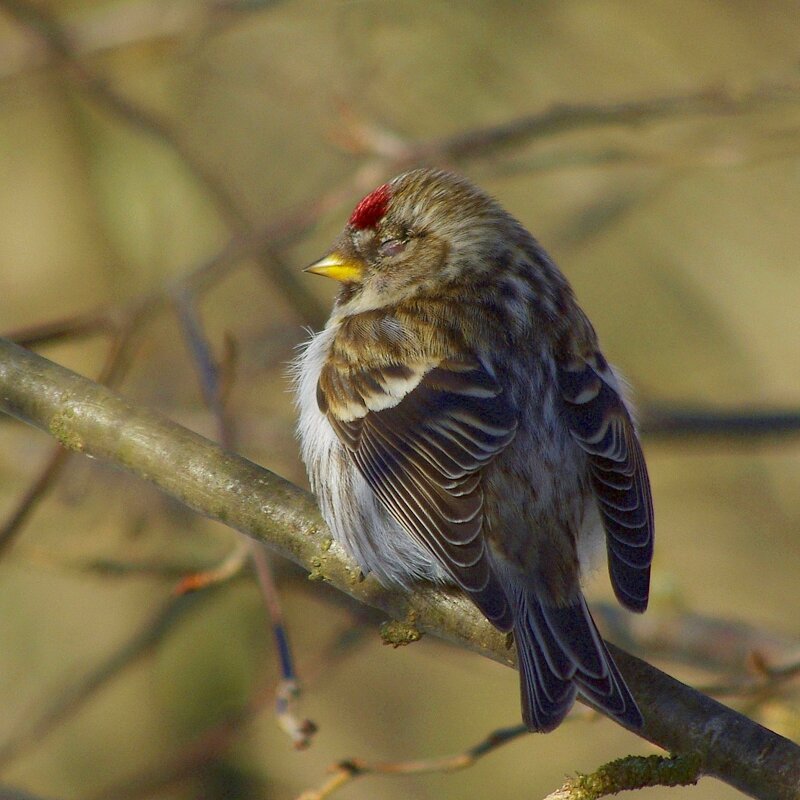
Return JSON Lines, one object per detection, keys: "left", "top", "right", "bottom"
{"left": 512, "top": 587, "right": 643, "bottom": 732}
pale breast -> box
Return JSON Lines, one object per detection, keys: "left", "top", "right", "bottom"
{"left": 293, "top": 325, "right": 447, "bottom": 587}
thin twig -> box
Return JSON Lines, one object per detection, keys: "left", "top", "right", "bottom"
{"left": 297, "top": 723, "right": 530, "bottom": 800}
{"left": 173, "top": 289, "right": 315, "bottom": 748}
{"left": 173, "top": 537, "right": 250, "bottom": 595}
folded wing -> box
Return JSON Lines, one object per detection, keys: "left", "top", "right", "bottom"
{"left": 320, "top": 355, "right": 517, "bottom": 630}
{"left": 558, "top": 355, "right": 654, "bottom": 612}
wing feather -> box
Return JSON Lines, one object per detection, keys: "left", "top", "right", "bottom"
{"left": 322, "top": 356, "right": 517, "bottom": 629}
{"left": 558, "top": 356, "right": 654, "bottom": 613}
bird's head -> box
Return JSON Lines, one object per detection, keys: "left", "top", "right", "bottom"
{"left": 306, "top": 168, "right": 518, "bottom": 316}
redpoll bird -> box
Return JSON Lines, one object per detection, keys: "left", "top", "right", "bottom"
{"left": 294, "top": 168, "right": 653, "bottom": 731}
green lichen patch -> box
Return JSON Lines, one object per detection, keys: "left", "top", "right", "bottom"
{"left": 48, "top": 410, "right": 84, "bottom": 452}
{"left": 307, "top": 557, "right": 325, "bottom": 582}
{"left": 565, "top": 753, "right": 703, "bottom": 799}
{"left": 380, "top": 617, "right": 423, "bottom": 648}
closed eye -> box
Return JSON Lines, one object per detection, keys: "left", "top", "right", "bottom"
{"left": 378, "top": 238, "right": 407, "bottom": 258}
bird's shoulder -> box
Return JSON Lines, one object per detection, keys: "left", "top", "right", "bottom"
{"left": 318, "top": 299, "right": 493, "bottom": 421}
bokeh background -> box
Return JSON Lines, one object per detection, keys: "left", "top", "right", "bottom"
{"left": 1, "top": 1, "right": 799, "bottom": 798}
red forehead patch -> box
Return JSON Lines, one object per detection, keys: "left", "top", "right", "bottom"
{"left": 349, "top": 183, "right": 392, "bottom": 229}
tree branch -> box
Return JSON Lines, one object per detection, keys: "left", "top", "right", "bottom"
{"left": 1, "top": 336, "right": 799, "bottom": 799}
{"left": 642, "top": 405, "right": 800, "bottom": 440}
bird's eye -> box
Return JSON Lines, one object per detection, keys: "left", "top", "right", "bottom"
{"left": 378, "top": 238, "right": 407, "bottom": 258}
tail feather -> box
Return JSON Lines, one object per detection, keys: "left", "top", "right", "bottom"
{"left": 516, "top": 615, "right": 576, "bottom": 731}
{"left": 512, "top": 588, "right": 643, "bottom": 732}
{"left": 540, "top": 601, "right": 607, "bottom": 679}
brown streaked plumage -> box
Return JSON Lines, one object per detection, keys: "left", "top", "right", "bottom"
{"left": 294, "top": 168, "right": 654, "bottom": 732}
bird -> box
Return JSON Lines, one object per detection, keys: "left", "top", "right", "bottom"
{"left": 293, "top": 168, "right": 653, "bottom": 732}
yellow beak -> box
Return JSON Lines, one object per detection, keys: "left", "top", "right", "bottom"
{"left": 304, "top": 252, "right": 364, "bottom": 283}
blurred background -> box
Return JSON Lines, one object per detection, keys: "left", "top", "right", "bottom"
{"left": 1, "top": 1, "right": 799, "bottom": 798}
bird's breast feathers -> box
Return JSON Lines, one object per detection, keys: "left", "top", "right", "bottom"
{"left": 294, "top": 323, "right": 450, "bottom": 585}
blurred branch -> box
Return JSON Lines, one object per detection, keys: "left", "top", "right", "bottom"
{"left": 0, "top": 0, "right": 327, "bottom": 327}
{"left": 2, "top": 309, "right": 111, "bottom": 348}
{"left": 698, "top": 655, "right": 800, "bottom": 700}
{"left": 2, "top": 338, "right": 800, "bottom": 798}
{"left": 0, "top": 586, "right": 225, "bottom": 769}
{"left": 1, "top": 0, "right": 234, "bottom": 222}
{"left": 415, "top": 83, "right": 800, "bottom": 164}
{"left": 0, "top": 446, "right": 69, "bottom": 556}
{"left": 0, "top": 213, "right": 307, "bottom": 358}
{"left": 173, "top": 289, "right": 315, "bottom": 748}
{"left": 333, "top": 81, "right": 800, "bottom": 170}
{"left": 172, "top": 289, "right": 234, "bottom": 446}
{"left": 19, "top": 549, "right": 230, "bottom": 580}
{"left": 0, "top": 788, "right": 62, "bottom": 800}
{"left": 642, "top": 405, "right": 800, "bottom": 441}
{"left": 0, "top": 0, "right": 279, "bottom": 80}
{"left": 595, "top": 602, "right": 800, "bottom": 677}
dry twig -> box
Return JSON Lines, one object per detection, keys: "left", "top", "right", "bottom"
{"left": 297, "top": 723, "right": 529, "bottom": 800}
{"left": 173, "top": 288, "right": 315, "bottom": 748}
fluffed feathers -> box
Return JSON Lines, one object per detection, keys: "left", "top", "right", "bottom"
{"left": 295, "top": 168, "right": 654, "bottom": 732}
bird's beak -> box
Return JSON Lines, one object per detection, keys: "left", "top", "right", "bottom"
{"left": 304, "top": 252, "right": 364, "bottom": 283}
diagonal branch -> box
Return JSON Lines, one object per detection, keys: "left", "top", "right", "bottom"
{"left": 417, "top": 82, "right": 800, "bottom": 163}
{"left": 1, "top": 336, "right": 799, "bottom": 800}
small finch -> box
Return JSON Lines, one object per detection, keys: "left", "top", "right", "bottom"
{"left": 294, "top": 168, "right": 653, "bottom": 731}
